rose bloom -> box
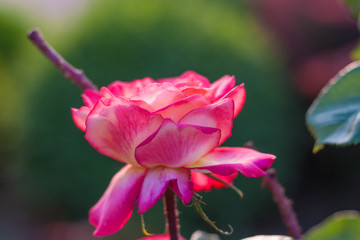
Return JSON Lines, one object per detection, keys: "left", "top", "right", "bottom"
{"left": 72, "top": 71, "right": 275, "bottom": 236}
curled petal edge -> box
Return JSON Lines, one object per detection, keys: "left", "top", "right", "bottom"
{"left": 186, "top": 147, "right": 276, "bottom": 177}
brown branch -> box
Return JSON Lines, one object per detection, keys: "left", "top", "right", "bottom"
{"left": 262, "top": 169, "right": 302, "bottom": 239}
{"left": 28, "top": 28, "right": 97, "bottom": 91}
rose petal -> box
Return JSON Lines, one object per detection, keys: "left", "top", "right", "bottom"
{"left": 71, "top": 106, "right": 90, "bottom": 132}
{"left": 179, "top": 98, "right": 234, "bottom": 145}
{"left": 99, "top": 87, "right": 113, "bottom": 99}
{"left": 159, "top": 71, "right": 211, "bottom": 88}
{"left": 82, "top": 89, "right": 100, "bottom": 107}
{"left": 89, "top": 165, "right": 146, "bottom": 236}
{"left": 191, "top": 171, "right": 238, "bottom": 192}
{"left": 137, "top": 234, "right": 186, "bottom": 240}
{"left": 186, "top": 147, "right": 276, "bottom": 177}
{"left": 169, "top": 171, "right": 194, "bottom": 205}
{"left": 85, "top": 94, "right": 163, "bottom": 166}
{"left": 220, "top": 84, "right": 246, "bottom": 117}
{"left": 131, "top": 82, "right": 186, "bottom": 111}
{"left": 135, "top": 119, "right": 220, "bottom": 168}
{"left": 180, "top": 86, "right": 209, "bottom": 97}
{"left": 178, "top": 71, "right": 211, "bottom": 88}
{"left": 136, "top": 167, "right": 193, "bottom": 214}
{"left": 155, "top": 94, "right": 209, "bottom": 122}
{"left": 72, "top": 90, "right": 101, "bottom": 131}
{"left": 108, "top": 77, "right": 154, "bottom": 98}
{"left": 208, "top": 75, "right": 235, "bottom": 101}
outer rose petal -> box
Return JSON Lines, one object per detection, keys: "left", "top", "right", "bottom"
{"left": 155, "top": 94, "right": 209, "bottom": 122}
{"left": 135, "top": 119, "right": 220, "bottom": 168}
{"left": 138, "top": 234, "right": 186, "bottom": 240}
{"left": 71, "top": 106, "right": 90, "bottom": 131}
{"left": 136, "top": 167, "right": 193, "bottom": 214}
{"left": 179, "top": 98, "right": 234, "bottom": 145}
{"left": 220, "top": 84, "right": 246, "bottom": 117}
{"left": 89, "top": 165, "right": 146, "bottom": 236}
{"left": 191, "top": 171, "right": 238, "bottom": 192}
{"left": 208, "top": 75, "right": 235, "bottom": 101}
{"left": 131, "top": 82, "right": 186, "bottom": 111}
{"left": 82, "top": 89, "right": 100, "bottom": 107}
{"left": 186, "top": 147, "right": 276, "bottom": 177}
{"left": 85, "top": 94, "right": 163, "bottom": 166}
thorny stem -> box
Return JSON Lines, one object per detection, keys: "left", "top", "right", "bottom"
{"left": 164, "top": 189, "right": 179, "bottom": 240}
{"left": 28, "top": 29, "right": 98, "bottom": 91}
{"left": 262, "top": 169, "right": 302, "bottom": 240}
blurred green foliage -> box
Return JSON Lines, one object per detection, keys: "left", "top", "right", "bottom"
{"left": 305, "top": 211, "right": 360, "bottom": 240}
{"left": 0, "top": 10, "right": 29, "bottom": 185}
{"left": 0, "top": 0, "right": 307, "bottom": 239}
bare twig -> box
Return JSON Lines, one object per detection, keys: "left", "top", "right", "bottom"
{"left": 28, "top": 29, "right": 97, "bottom": 91}
{"left": 262, "top": 169, "right": 302, "bottom": 240}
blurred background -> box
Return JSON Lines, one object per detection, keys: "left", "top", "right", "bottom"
{"left": 0, "top": 0, "right": 360, "bottom": 239}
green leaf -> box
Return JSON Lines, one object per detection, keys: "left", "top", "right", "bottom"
{"left": 241, "top": 236, "right": 293, "bottom": 240}
{"left": 305, "top": 211, "right": 360, "bottom": 240}
{"left": 306, "top": 61, "right": 360, "bottom": 152}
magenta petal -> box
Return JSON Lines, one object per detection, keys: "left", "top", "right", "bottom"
{"left": 71, "top": 106, "right": 90, "bottom": 131}
{"left": 89, "top": 165, "right": 146, "bottom": 236}
{"left": 85, "top": 94, "right": 163, "bottom": 166}
{"left": 191, "top": 171, "right": 213, "bottom": 192}
{"left": 155, "top": 94, "right": 209, "bottom": 122}
{"left": 135, "top": 119, "right": 220, "bottom": 168}
{"left": 169, "top": 171, "right": 194, "bottom": 205}
{"left": 209, "top": 75, "right": 235, "bottom": 101}
{"left": 82, "top": 89, "right": 100, "bottom": 107}
{"left": 179, "top": 98, "right": 234, "bottom": 145}
{"left": 220, "top": 84, "right": 246, "bottom": 117}
{"left": 137, "top": 167, "right": 193, "bottom": 214}
{"left": 186, "top": 147, "right": 276, "bottom": 177}
{"left": 191, "top": 171, "right": 238, "bottom": 192}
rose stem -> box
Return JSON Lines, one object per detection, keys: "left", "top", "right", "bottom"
{"left": 164, "top": 189, "right": 179, "bottom": 240}
{"left": 28, "top": 28, "right": 98, "bottom": 91}
{"left": 262, "top": 168, "right": 302, "bottom": 239}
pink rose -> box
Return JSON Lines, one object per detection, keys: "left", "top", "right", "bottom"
{"left": 72, "top": 71, "right": 275, "bottom": 236}
{"left": 73, "top": 71, "right": 244, "bottom": 191}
